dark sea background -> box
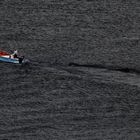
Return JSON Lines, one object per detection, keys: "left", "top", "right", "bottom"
{"left": 0, "top": 0, "right": 140, "bottom": 139}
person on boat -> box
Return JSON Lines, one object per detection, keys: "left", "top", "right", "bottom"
{"left": 11, "top": 50, "right": 18, "bottom": 59}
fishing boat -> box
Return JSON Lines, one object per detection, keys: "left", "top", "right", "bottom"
{"left": 0, "top": 50, "right": 29, "bottom": 64}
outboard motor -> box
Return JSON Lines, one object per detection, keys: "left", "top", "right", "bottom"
{"left": 19, "top": 56, "right": 24, "bottom": 64}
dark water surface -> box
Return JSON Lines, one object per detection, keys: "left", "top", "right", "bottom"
{"left": 0, "top": 63, "right": 140, "bottom": 140}
{"left": 0, "top": 0, "right": 140, "bottom": 139}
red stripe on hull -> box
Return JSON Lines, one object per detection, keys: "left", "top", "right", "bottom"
{"left": 0, "top": 51, "right": 10, "bottom": 56}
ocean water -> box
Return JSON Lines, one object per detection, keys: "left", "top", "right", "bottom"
{"left": 0, "top": 0, "right": 140, "bottom": 139}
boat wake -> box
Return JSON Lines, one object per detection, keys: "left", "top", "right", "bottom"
{"left": 68, "top": 62, "right": 140, "bottom": 74}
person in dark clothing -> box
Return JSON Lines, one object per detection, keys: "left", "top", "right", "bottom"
{"left": 13, "top": 53, "right": 18, "bottom": 58}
